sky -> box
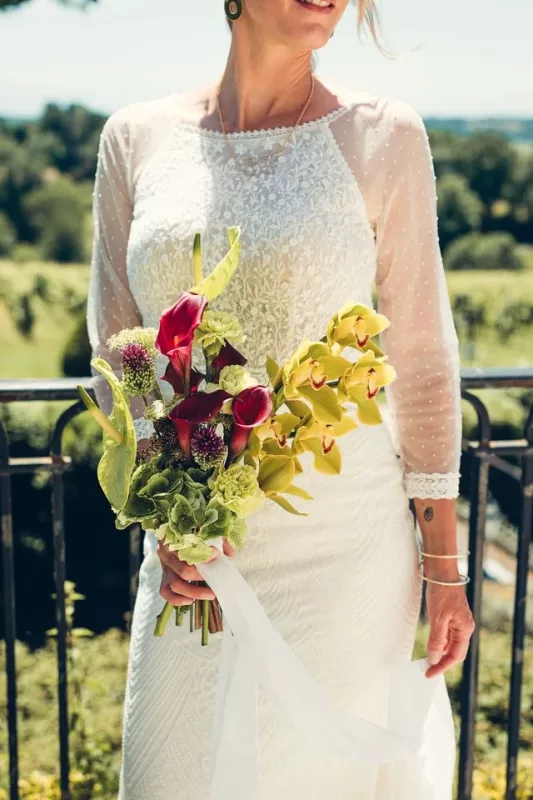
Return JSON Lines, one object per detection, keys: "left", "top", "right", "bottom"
{"left": 1, "top": 0, "right": 532, "bottom": 119}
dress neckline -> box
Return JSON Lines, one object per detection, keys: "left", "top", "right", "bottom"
{"left": 170, "top": 97, "right": 358, "bottom": 139}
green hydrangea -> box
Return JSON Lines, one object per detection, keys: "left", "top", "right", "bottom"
{"left": 209, "top": 464, "right": 264, "bottom": 518}
{"left": 107, "top": 326, "right": 158, "bottom": 357}
{"left": 218, "top": 365, "right": 257, "bottom": 396}
{"left": 194, "top": 310, "right": 245, "bottom": 358}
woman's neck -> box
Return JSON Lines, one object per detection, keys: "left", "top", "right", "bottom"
{"left": 217, "top": 29, "right": 315, "bottom": 131}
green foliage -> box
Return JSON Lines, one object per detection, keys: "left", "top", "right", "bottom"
{"left": 454, "top": 132, "right": 518, "bottom": 210}
{"left": 445, "top": 232, "right": 525, "bottom": 271}
{"left": 0, "top": 212, "right": 16, "bottom": 256}
{"left": 437, "top": 172, "right": 483, "bottom": 251}
{"left": 0, "top": 0, "right": 98, "bottom": 9}
{"left": 23, "top": 177, "right": 90, "bottom": 263}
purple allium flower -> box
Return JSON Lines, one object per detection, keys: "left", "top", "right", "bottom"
{"left": 190, "top": 425, "right": 227, "bottom": 470}
{"left": 121, "top": 343, "right": 157, "bottom": 397}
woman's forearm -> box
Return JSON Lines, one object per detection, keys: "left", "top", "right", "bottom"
{"left": 413, "top": 498, "right": 461, "bottom": 581}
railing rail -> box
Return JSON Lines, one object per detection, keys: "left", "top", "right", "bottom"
{"left": 1, "top": 370, "right": 532, "bottom": 800}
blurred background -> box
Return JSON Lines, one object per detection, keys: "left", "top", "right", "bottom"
{"left": 0, "top": 1, "right": 532, "bottom": 798}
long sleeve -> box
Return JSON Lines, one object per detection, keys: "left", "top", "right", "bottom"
{"left": 375, "top": 104, "right": 462, "bottom": 499}
{"left": 86, "top": 112, "right": 144, "bottom": 419}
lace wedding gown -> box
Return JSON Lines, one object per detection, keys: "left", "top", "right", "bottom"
{"left": 87, "top": 85, "right": 462, "bottom": 800}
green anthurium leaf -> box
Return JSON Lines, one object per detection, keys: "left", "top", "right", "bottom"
{"left": 90, "top": 358, "right": 137, "bottom": 511}
{"left": 189, "top": 226, "right": 241, "bottom": 301}
{"left": 316, "top": 355, "right": 354, "bottom": 380}
{"left": 297, "top": 384, "right": 343, "bottom": 424}
{"left": 284, "top": 483, "right": 313, "bottom": 501}
{"left": 257, "top": 454, "right": 295, "bottom": 495}
{"left": 269, "top": 494, "right": 308, "bottom": 516}
{"left": 115, "top": 511, "right": 136, "bottom": 530}
{"left": 349, "top": 386, "right": 383, "bottom": 425}
{"left": 266, "top": 355, "right": 282, "bottom": 388}
{"left": 284, "top": 398, "right": 311, "bottom": 419}
{"left": 300, "top": 437, "right": 342, "bottom": 475}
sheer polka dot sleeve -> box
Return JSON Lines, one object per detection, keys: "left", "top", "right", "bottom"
{"left": 86, "top": 113, "right": 144, "bottom": 418}
{"left": 375, "top": 104, "right": 462, "bottom": 499}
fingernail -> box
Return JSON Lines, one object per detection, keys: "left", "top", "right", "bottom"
{"left": 427, "top": 651, "right": 441, "bottom": 665}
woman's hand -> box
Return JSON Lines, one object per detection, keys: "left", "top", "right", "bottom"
{"left": 424, "top": 582, "right": 475, "bottom": 678}
{"left": 157, "top": 539, "right": 236, "bottom": 607}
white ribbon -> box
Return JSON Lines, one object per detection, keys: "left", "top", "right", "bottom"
{"left": 198, "top": 550, "right": 455, "bottom": 800}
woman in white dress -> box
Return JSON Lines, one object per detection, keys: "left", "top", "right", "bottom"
{"left": 87, "top": 0, "right": 475, "bottom": 797}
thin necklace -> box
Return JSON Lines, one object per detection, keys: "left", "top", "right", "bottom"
{"left": 216, "top": 74, "right": 315, "bottom": 175}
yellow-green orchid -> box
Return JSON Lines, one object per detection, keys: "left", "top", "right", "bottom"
{"left": 292, "top": 414, "right": 357, "bottom": 474}
{"left": 326, "top": 302, "right": 390, "bottom": 353}
{"left": 338, "top": 351, "right": 396, "bottom": 425}
{"left": 281, "top": 339, "right": 353, "bottom": 400}
{"left": 256, "top": 454, "right": 311, "bottom": 516}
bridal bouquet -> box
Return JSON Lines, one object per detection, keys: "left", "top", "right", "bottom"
{"left": 79, "top": 227, "right": 396, "bottom": 644}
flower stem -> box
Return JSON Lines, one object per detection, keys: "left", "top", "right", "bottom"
{"left": 175, "top": 606, "right": 184, "bottom": 626}
{"left": 201, "top": 600, "right": 210, "bottom": 646}
{"left": 154, "top": 601, "right": 174, "bottom": 637}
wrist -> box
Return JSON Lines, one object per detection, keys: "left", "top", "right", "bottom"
{"left": 422, "top": 560, "right": 462, "bottom": 581}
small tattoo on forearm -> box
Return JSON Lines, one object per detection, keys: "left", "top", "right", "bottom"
{"left": 424, "top": 506, "right": 434, "bottom": 522}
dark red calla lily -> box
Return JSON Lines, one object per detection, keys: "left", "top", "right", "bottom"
{"left": 229, "top": 385, "right": 273, "bottom": 456}
{"left": 155, "top": 292, "right": 208, "bottom": 388}
{"left": 170, "top": 390, "right": 231, "bottom": 426}
{"left": 162, "top": 362, "right": 204, "bottom": 395}
{"left": 212, "top": 340, "right": 247, "bottom": 379}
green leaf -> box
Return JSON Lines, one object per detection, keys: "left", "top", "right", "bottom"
{"left": 90, "top": 358, "right": 137, "bottom": 511}
{"left": 257, "top": 454, "right": 295, "bottom": 494}
{"left": 269, "top": 494, "right": 308, "bottom": 516}
{"left": 189, "top": 226, "right": 241, "bottom": 301}
{"left": 297, "top": 384, "right": 343, "bottom": 424}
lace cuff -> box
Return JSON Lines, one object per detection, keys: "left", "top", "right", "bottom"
{"left": 404, "top": 471, "right": 460, "bottom": 500}
{"left": 133, "top": 417, "right": 155, "bottom": 442}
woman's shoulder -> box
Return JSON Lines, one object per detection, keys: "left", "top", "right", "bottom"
{"left": 332, "top": 84, "right": 426, "bottom": 138}
{"left": 99, "top": 93, "right": 179, "bottom": 144}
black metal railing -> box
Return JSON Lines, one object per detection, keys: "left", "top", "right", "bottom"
{"left": 1, "top": 369, "right": 532, "bottom": 800}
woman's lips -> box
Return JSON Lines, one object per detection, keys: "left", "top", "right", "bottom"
{"left": 295, "top": 0, "right": 334, "bottom": 14}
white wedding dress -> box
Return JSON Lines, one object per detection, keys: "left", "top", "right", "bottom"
{"left": 87, "top": 83, "right": 462, "bottom": 800}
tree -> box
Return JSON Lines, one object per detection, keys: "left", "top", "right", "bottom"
{"left": 23, "top": 176, "right": 89, "bottom": 263}
{"left": 444, "top": 232, "right": 525, "bottom": 271}
{"left": 455, "top": 132, "right": 517, "bottom": 211}
{"left": 0, "top": 0, "right": 96, "bottom": 9}
{"left": 436, "top": 172, "right": 483, "bottom": 252}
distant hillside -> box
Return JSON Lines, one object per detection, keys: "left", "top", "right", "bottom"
{"left": 424, "top": 117, "right": 533, "bottom": 145}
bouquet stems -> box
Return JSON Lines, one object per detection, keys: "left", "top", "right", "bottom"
{"left": 201, "top": 600, "right": 210, "bottom": 646}
{"left": 154, "top": 601, "right": 174, "bottom": 637}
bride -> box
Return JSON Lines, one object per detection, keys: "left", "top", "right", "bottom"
{"left": 87, "top": 0, "right": 475, "bottom": 797}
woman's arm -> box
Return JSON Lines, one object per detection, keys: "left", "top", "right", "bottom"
{"left": 87, "top": 110, "right": 145, "bottom": 422}
{"left": 374, "top": 100, "right": 474, "bottom": 677}
{"left": 414, "top": 498, "right": 474, "bottom": 677}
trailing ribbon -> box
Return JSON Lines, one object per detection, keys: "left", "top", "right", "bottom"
{"left": 198, "top": 551, "right": 456, "bottom": 800}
